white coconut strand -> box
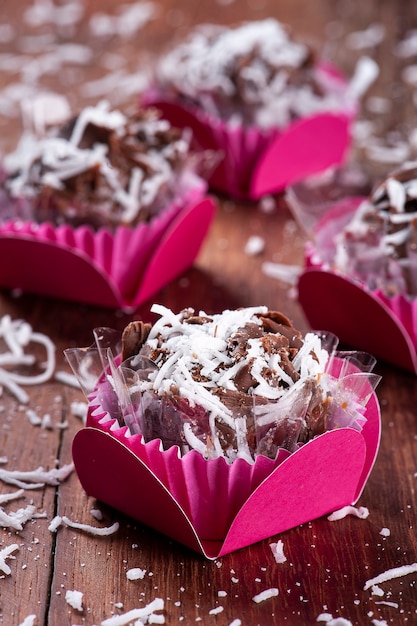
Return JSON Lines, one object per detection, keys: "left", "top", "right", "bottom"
{"left": 69, "top": 100, "right": 126, "bottom": 147}
{"left": 386, "top": 176, "right": 406, "bottom": 212}
{"left": 132, "top": 306, "right": 333, "bottom": 460}
{"left": 389, "top": 210, "right": 417, "bottom": 223}
{"left": 0, "top": 316, "right": 32, "bottom": 356}
{"left": 384, "top": 227, "right": 410, "bottom": 247}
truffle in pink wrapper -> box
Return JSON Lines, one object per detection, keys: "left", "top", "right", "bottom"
{"left": 297, "top": 162, "right": 417, "bottom": 372}
{"left": 0, "top": 103, "right": 215, "bottom": 309}
{"left": 66, "top": 304, "right": 381, "bottom": 557}
{"left": 142, "top": 20, "right": 377, "bottom": 200}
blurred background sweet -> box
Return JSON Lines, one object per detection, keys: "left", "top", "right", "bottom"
{"left": 141, "top": 18, "right": 376, "bottom": 199}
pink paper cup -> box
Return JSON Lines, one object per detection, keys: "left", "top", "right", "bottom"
{"left": 70, "top": 350, "right": 381, "bottom": 558}
{"left": 0, "top": 182, "right": 215, "bottom": 310}
{"left": 142, "top": 64, "right": 355, "bottom": 201}
{"left": 298, "top": 198, "right": 417, "bottom": 373}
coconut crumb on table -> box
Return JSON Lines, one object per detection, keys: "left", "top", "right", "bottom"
{"left": 126, "top": 567, "right": 146, "bottom": 580}
{"left": 100, "top": 597, "right": 164, "bottom": 625}
{"left": 252, "top": 588, "right": 279, "bottom": 603}
{"left": 316, "top": 614, "right": 353, "bottom": 625}
{"left": 244, "top": 235, "right": 265, "bottom": 256}
{"left": 0, "top": 503, "right": 36, "bottom": 531}
{"left": 0, "top": 542, "right": 19, "bottom": 575}
{"left": 0, "top": 315, "right": 56, "bottom": 404}
{"left": 363, "top": 562, "right": 417, "bottom": 590}
{"left": 327, "top": 505, "right": 369, "bottom": 521}
{"left": 0, "top": 462, "right": 74, "bottom": 489}
{"left": 61, "top": 516, "right": 120, "bottom": 536}
{"left": 65, "top": 589, "right": 84, "bottom": 612}
{"left": 208, "top": 605, "right": 224, "bottom": 615}
{"left": 270, "top": 539, "right": 287, "bottom": 563}
{"left": 18, "top": 616, "right": 37, "bottom": 626}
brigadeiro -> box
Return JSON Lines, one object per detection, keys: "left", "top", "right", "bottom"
{"left": 143, "top": 18, "right": 376, "bottom": 199}
{"left": 66, "top": 304, "right": 381, "bottom": 554}
{"left": 0, "top": 101, "right": 214, "bottom": 308}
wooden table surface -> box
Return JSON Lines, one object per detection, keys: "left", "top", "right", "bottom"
{"left": 1, "top": 1, "right": 417, "bottom": 625}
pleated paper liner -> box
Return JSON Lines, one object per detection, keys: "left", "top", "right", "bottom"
{"left": 141, "top": 64, "right": 357, "bottom": 201}
{"left": 0, "top": 184, "right": 215, "bottom": 311}
{"left": 70, "top": 354, "right": 381, "bottom": 559}
{"left": 297, "top": 197, "right": 417, "bottom": 373}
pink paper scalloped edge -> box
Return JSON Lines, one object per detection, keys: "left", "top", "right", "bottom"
{"left": 84, "top": 355, "right": 380, "bottom": 540}
{"left": 0, "top": 182, "right": 212, "bottom": 309}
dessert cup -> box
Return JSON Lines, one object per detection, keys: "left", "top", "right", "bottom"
{"left": 66, "top": 308, "right": 381, "bottom": 557}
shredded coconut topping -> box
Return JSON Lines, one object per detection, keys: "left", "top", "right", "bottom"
{"left": 0, "top": 315, "right": 56, "bottom": 403}
{"left": 78, "top": 305, "right": 378, "bottom": 463}
{"left": 155, "top": 18, "right": 349, "bottom": 128}
{"left": 115, "top": 305, "right": 350, "bottom": 462}
{"left": 2, "top": 102, "right": 195, "bottom": 229}
{"left": 331, "top": 161, "right": 417, "bottom": 296}
{"left": 0, "top": 543, "right": 19, "bottom": 576}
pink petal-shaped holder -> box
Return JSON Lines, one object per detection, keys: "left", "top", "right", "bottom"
{"left": 0, "top": 189, "right": 215, "bottom": 311}
{"left": 297, "top": 198, "right": 417, "bottom": 373}
{"left": 72, "top": 357, "right": 381, "bottom": 559}
{"left": 142, "top": 65, "right": 355, "bottom": 201}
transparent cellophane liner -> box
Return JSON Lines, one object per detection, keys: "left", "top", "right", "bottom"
{"left": 142, "top": 60, "right": 360, "bottom": 200}
{"left": 65, "top": 327, "right": 380, "bottom": 541}
{"left": 288, "top": 169, "right": 417, "bottom": 356}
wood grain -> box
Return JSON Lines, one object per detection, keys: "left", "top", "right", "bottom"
{"left": 1, "top": 1, "right": 417, "bottom": 625}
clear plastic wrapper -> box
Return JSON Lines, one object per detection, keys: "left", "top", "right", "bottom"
{"left": 67, "top": 308, "right": 382, "bottom": 555}
{"left": 65, "top": 320, "right": 380, "bottom": 464}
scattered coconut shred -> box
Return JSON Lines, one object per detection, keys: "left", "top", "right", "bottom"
{"left": 252, "top": 588, "right": 279, "bottom": 603}
{"left": 270, "top": 539, "right": 287, "bottom": 564}
{"left": 0, "top": 315, "right": 56, "bottom": 404}
{"left": 65, "top": 589, "right": 84, "bottom": 612}
{"left": 48, "top": 515, "right": 119, "bottom": 537}
{"left": 363, "top": 562, "right": 417, "bottom": 591}
{"left": 100, "top": 597, "right": 164, "bottom": 626}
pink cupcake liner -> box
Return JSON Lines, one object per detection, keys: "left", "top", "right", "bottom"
{"left": 298, "top": 198, "right": 417, "bottom": 372}
{"left": 0, "top": 183, "right": 215, "bottom": 310}
{"left": 142, "top": 64, "right": 356, "bottom": 201}
{"left": 70, "top": 352, "right": 381, "bottom": 558}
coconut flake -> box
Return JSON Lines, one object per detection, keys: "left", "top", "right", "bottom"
{"left": 0, "top": 504, "right": 36, "bottom": 531}
{"left": 0, "top": 489, "right": 25, "bottom": 505}
{"left": 316, "top": 615, "right": 353, "bottom": 626}
{"left": 270, "top": 540, "right": 287, "bottom": 564}
{"left": 0, "top": 463, "right": 74, "bottom": 489}
{"left": 0, "top": 316, "right": 56, "bottom": 403}
{"left": 252, "top": 588, "right": 279, "bottom": 603}
{"left": 371, "top": 584, "right": 384, "bottom": 597}
{"left": 54, "top": 370, "right": 81, "bottom": 388}
{"left": 126, "top": 567, "right": 146, "bottom": 580}
{"left": 62, "top": 516, "right": 119, "bottom": 536}
{"left": 18, "top": 616, "right": 37, "bottom": 626}
{"left": 262, "top": 261, "right": 302, "bottom": 286}
{"left": 48, "top": 515, "right": 63, "bottom": 532}
{"left": 327, "top": 505, "right": 369, "bottom": 521}
{"left": 244, "top": 235, "right": 265, "bottom": 256}
{"left": 0, "top": 543, "right": 19, "bottom": 576}
{"left": 363, "top": 562, "right": 417, "bottom": 590}
{"left": 100, "top": 598, "right": 164, "bottom": 625}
